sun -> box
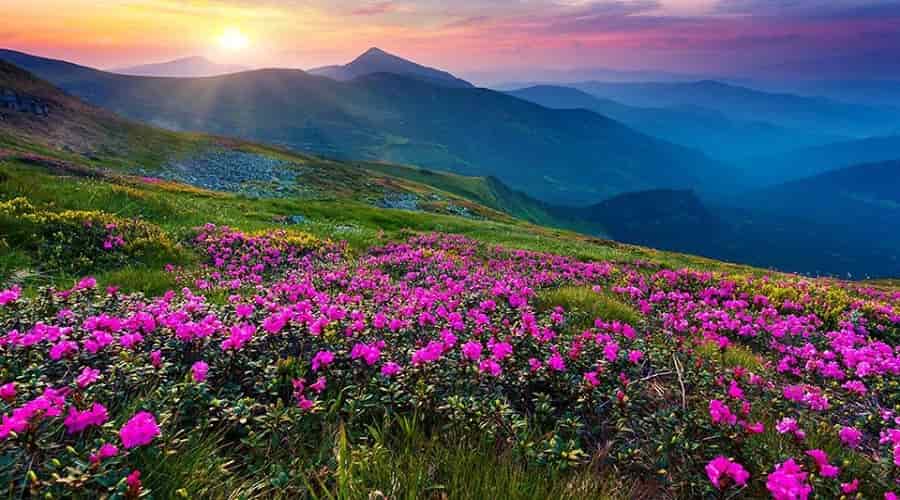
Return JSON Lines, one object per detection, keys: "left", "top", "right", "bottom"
{"left": 217, "top": 28, "right": 249, "bottom": 50}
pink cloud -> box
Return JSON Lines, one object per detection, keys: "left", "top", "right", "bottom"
{"left": 352, "top": 2, "right": 397, "bottom": 16}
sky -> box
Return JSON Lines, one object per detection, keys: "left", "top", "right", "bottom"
{"left": 3, "top": 0, "right": 900, "bottom": 80}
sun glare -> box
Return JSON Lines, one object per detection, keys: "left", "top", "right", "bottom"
{"left": 218, "top": 28, "right": 249, "bottom": 50}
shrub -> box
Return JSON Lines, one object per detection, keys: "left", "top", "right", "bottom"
{"left": 0, "top": 197, "right": 178, "bottom": 275}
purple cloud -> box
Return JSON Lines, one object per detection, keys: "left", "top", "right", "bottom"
{"left": 351, "top": 2, "right": 396, "bottom": 16}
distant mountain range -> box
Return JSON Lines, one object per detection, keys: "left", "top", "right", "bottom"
{"left": 740, "top": 135, "right": 900, "bottom": 185}
{"left": 571, "top": 80, "right": 900, "bottom": 138}
{"left": 309, "top": 47, "right": 473, "bottom": 88}
{"left": 0, "top": 48, "right": 730, "bottom": 205}
{"left": 110, "top": 56, "right": 247, "bottom": 78}
{"left": 507, "top": 85, "right": 842, "bottom": 163}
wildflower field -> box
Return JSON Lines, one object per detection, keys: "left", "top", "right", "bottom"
{"left": 2, "top": 218, "right": 899, "bottom": 498}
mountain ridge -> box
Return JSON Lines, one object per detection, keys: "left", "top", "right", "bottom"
{"left": 0, "top": 48, "right": 731, "bottom": 204}
{"left": 111, "top": 56, "right": 248, "bottom": 78}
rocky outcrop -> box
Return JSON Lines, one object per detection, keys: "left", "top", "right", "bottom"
{"left": 140, "top": 148, "right": 301, "bottom": 198}
{"left": 0, "top": 88, "right": 50, "bottom": 116}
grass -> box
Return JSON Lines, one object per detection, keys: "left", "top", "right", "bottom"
{"left": 536, "top": 285, "right": 642, "bottom": 331}
{"left": 0, "top": 155, "right": 772, "bottom": 297}
{"left": 693, "top": 342, "right": 765, "bottom": 372}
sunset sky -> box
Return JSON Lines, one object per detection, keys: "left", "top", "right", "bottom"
{"left": 4, "top": 1, "right": 900, "bottom": 79}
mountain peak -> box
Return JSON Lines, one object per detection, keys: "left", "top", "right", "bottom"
{"left": 361, "top": 47, "right": 389, "bottom": 57}
{"left": 310, "top": 47, "right": 474, "bottom": 88}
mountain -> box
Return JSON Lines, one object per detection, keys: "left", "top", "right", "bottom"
{"left": 309, "top": 47, "right": 473, "bottom": 88}
{"left": 0, "top": 59, "right": 204, "bottom": 166}
{"left": 111, "top": 56, "right": 247, "bottom": 78}
{"left": 713, "top": 160, "right": 900, "bottom": 278}
{"left": 0, "top": 58, "right": 570, "bottom": 228}
{"left": 740, "top": 160, "right": 900, "bottom": 226}
{"left": 0, "top": 49, "right": 730, "bottom": 205}
{"left": 743, "top": 135, "right": 900, "bottom": 185}
{"left": 472, "top": 68, "right": 715, "bottom": 88}
{"left": 507, "top": 85, "right": 841, "bottom": 162}
{"left": 572, "top": 80, "right": 900, "bottom": 138}
{"left": 4, "top": 56, "right": 898, "bottom": 279}
{"left": 552, "top": 189, "right": 723, "bottom": 256}
{"left": 748, "top": 79, "right": 900, "bottom": 108}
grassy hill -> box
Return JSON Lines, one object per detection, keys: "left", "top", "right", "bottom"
{"left": 0, "top": 49, "right": 731, "bottom": 205}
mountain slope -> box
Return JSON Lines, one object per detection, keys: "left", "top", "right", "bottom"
{"left": 0, "top": 60, "right": 205, "bottom": 168}
{"left": 0, "top": 49, "right": 730, "bottom": 204}
{"left": 742, "top": 135, "right": 900, "bottom": 185}
{"left": 309, "top": 48, "right": 473, "bottom": 88}
{"left": 572, "top": 80, "right": 900, "bottom": 138}
{"left": 111, "top": 56, "right": 247, "bottom": 78}
{"left": 508, "top": 85, "right": 841, "bottom": 162}
{"left": 0, "top": 59, "right": 597, "bottom": 231}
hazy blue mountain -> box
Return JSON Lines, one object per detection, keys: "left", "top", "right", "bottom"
{"left": 470, "top": 68, "right": 716, "bottom": 88}
{"left": 508, "top": 85, "right": 842, "bottom": 162}
{"left": 309, "top": 47, "right": 473, "bottom": 88}
{"left": 748, "top": 79, "right": 900, "bottom": 108}
{"left": 740, "top": 160, "right": 900, "bottom": 225}
{"left": 111, "top": 56, "right": 247, "bottom": 78}
{"left": 554, "top": 189, "right": 723, "bottom": 256}
{"left": 572, "top": 80, "right": 900, "bottom": 138}
{"left": 742, "top": 135, "right": 900, "bottom": 185}
{"left": 0, "top": 49, "right": 731, "bottom": 204}
{"left": 721, "top": 160, "right": 900, "bottom": 278}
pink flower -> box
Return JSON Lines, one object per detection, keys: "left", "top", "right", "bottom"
{"left": 841, "top": 479, "right": 859, "bottom": 494}
{"left": 381, "top": 362, "right": 401, "bottom": 377}
{"left": 311, "top": 350, "right": 335, "bottom": 371}
{"left": 297, "top": 395, "right": 314, "bottom": 411}
{"left": 705, "top": 455, "right": 750, "bottom": 489}
{"left": 191, "top": 361, "right": 209, "bottom": 382}
{"left": 221, "top": 324, "right": 254, "bottom": 351}
{"left": 119, "top": 411, "right": 160, "bottom": 449}
{"left": 547, "top": 352, "right": 566, "bottom": 372}
{"left": 727, "top": 381, "right": 745, "bottom": 400}
{"left": 89, "top": 443, "right": 119, "bottom": 463}
{"left": 411, "top": 341, "right": 443, "bottom": 365}
{"left": 350, "top": 342, "right": 381, "bottom": 365}
{"left": 583, "top": 371, "right": 600, "bottom": 387}
{"left": 310, "top": 376, "right": 326, "bottom": 394}
{"left": 776, "top": 417, "right": 805, "bottom": 440}
{"left": 490, "top": 341, "right": 513, "bottom": 360}
{"left": 805, "top": 449, "right": 839, "bottom": 478}
{"left": 0, "top": 382, "right": 15, "bottom": 402}
{"left": 0, "top": 286, "right": 21, "bottom": 306}
{"left": 63, "top": 403, "right": 108, "bottom": 434}
{"left": 478, "top": 358, "right": 502, "bottom": 376}
{"left": 603, "top": 341, "right": 620, "bottom": 362}
{"left": 75, "top": 277, "right": 97, "bottom": 290}
{"left": 235, "top": 303, "right": 255, "bottom": 318}
{"left": 461, "top": 341, "right": 483, "bottom": 361}
{"left": 150, "top": 350, "right": 162, "bottom": 368}
{"left": 839, "top": 426, "right": 862, "bottom": 448}
{"left": 126, "top": 470, "right": 142, "bottom": 496}
{"left": 627, "top": 350, "right": 644, "bottom": 364}
{"left": 709, "top": 399, "right": 737, "bottom": 426}
{"left": 766, "top": 459, "right": 812, "bottom": 500}
{"left": 76, "top": 367, "right": 100, "bottom": 388}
